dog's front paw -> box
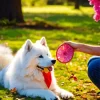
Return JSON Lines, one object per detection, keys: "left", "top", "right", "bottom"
{"left": 45, "top": 94, "right": 60, "bottom": 100}
{"left": 60, "top": 90, "right": 74, "bottom": 99}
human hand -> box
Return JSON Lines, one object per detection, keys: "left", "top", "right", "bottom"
{"left": 64, "top": 41, "right": 80, "bottom": 51}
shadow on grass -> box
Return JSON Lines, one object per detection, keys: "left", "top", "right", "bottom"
{"left": 0, "top": 12, "right": 100, "bottom": 40}
{"left": 24, "top": 12, "right": 100, "bottom": 29}
{"left": 0, "top": 12, "right": 100, "bottom": 31}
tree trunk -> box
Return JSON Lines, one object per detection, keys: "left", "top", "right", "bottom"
{"left": 0, "top": 0, "right": 24, "bottom": 23}
{"left": 75, "top": 0, "right": 80, "bottom": 9}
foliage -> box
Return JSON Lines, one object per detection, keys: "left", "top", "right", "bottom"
{"left": 22, "top": 0, "right": 48, "bottom": 7}
{"left": 21, "top": 0, "right": 89, "bottom": 7}
{"left": 0, "top": 6, "right": 100, "bottom": 99}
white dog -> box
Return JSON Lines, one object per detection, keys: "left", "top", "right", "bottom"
{"left": 0, "top": 37, "right": 73, "bottom": 100}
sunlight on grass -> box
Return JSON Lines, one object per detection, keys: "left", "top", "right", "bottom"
{"left": 23, "top": 5, "right": 94, "bottom": 15}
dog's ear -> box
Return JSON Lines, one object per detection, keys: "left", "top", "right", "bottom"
{"left": 23, "top": 39, "right": 33, "bottom": 52}
{"left": 40, "top": 37, "right": 47, "bottom": 47}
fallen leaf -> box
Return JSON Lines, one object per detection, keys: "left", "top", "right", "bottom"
{"left": 69, "top": 74, "right": 78, "bottom": 81}
{"left": 10, "top": 88, "right": 17, "bottom": 94}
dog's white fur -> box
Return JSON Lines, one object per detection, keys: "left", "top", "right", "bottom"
{"left": 0, "top": 37, "right": 73, "bottom": 100}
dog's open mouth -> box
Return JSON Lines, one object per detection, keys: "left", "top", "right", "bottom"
{"left": 37, "top": 65, "right": 52, "bottom": 73}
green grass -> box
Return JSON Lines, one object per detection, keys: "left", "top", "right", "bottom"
{"left": 0, "top": 5, "right": 100, "bottom": 100}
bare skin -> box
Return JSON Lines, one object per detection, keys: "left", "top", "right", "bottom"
{"left": 65, "top": 41, "right": 100, "bottom": 56}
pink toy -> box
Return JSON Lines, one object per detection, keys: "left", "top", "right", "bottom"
{"left": 56, "top": 43, "right": 74, "bottom": 63}
{"left": 88, "top": 0, "right": 100, "bottom": 22}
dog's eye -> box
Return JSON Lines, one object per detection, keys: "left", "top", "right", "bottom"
{"left": 39, "top": 55, "right": 43, "bottom": 58}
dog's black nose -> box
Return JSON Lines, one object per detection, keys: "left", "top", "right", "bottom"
{"left": 51, "top": 60, "right": 56, "bottom": 64}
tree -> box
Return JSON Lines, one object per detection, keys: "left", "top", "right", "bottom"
{"left": 0, "top": 0, "right": 24, "bottom": 23}
{"left": 75, "top": 0, "right": 80, "bottom": 9}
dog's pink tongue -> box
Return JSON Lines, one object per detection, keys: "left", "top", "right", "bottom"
{"left": 42, "top": 72, "right": 52, "bottom": 88}
{"left": 48, "top": 66, "right": 52, "bottom": 71}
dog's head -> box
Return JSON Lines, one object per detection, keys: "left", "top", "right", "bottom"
{"left": 21, "top": 37, "right": 56, "bottom": 72}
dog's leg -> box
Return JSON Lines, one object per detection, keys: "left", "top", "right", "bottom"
{"left": 53, "top": 86, "right": 74, "bottom": 99}
{"left": 19, "top": 89, "right": 59, "bottom": 100}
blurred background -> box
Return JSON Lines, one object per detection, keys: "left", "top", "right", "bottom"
{"left": 0, "top": 0, "right": 100, "bottom": 99}
{"left": 0, "top": 0, "right": 91, "bottom": 24}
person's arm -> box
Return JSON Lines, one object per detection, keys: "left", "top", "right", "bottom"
{"left": 65, "top": 41, "right": 100, "bottom": 56}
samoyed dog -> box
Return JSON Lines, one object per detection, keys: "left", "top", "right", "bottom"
{"left": 0, "top": 37, "right": 73, "bottom": 100}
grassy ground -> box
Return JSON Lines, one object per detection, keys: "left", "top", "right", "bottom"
{"left": 0, "top": 5, "right": 100, "bottom": 100}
